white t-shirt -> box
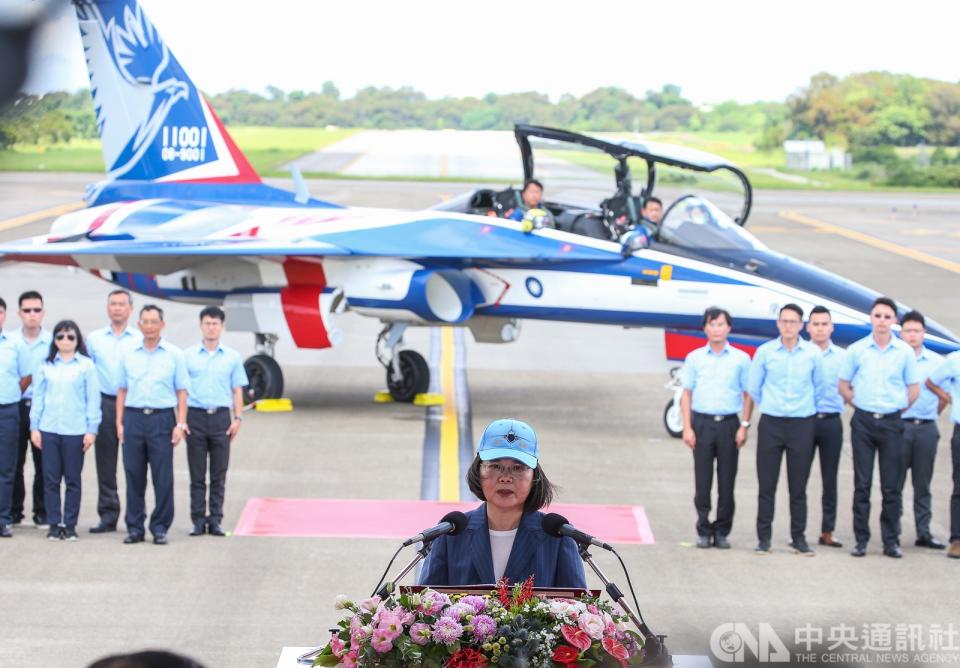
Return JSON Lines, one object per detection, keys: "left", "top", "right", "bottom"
{"left": 490, "top": 528, "right": 518, "bottom": 580}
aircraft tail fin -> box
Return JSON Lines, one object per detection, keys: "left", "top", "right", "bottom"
{"left": 74, "top": 0, "right": 260, "bottom": 184}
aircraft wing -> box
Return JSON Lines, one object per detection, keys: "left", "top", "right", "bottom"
{"left": 0, "top": 207, "right": 625, "bottom": 274}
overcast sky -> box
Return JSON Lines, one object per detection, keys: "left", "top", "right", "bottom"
{"left": 23, "top": 0, "right": 960, "bottom": 105}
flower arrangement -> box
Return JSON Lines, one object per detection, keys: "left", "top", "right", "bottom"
{"left": 314, "top": 577, "right": 645, "bottom": 667}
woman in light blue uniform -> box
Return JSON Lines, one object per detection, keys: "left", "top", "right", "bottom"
{"left": 30, "top": 320, "right": 101, "bottom": 541}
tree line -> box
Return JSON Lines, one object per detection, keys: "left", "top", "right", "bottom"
{"left": 3, "top": 72, "right": 960, "bottom": 153}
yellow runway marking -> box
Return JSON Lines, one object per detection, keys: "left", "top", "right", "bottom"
{"left": 438, "top": 327, "right": 460, "bottom": 501}
{"left": 778, "top": 210, "right": 960, "bottom": 276}
{"left": 0, "top": 201, "right": 85, "bottom": 232}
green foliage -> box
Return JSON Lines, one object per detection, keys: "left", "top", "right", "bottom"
{"left": 786, "top": 71, "right": 960, "bottom": 147}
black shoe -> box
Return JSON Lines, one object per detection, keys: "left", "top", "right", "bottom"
{"left": 915, "top": 535, "right": 947, "bottom": 550}
{"left": 754, "top": 541, "right": 771, "bottom": 555}
{"left": 714, "top": 535, "right": 731, "bottom": 550}
{"left": 207, "top": 523, "right": 226, "bottom": 537}
{"left": 0, "top": 524, "right": 11, "bottom": 538}
{"left": 153, "top": 532, "right": 168, "bottom": 545}
{"left": 189, "top": 522, "right": 206, "bottom": 537}
{"left": 123, "top": 534, "right": 145, "bottom": 544}
{"left": 33, "top": 514, "right": 49, "bottom": 529}
{"left": 46, "top": 526, "right": 62, "bottom": 541}
{"left": 63, "top": 527, "right": 78, "bottom": 541}
{"left": 11, "top": 516, "right": 23, "bottom": 526}
{"left": 89, "top": 522, "right": 117, "bottom": 534}
{"left": 883, "top": 544, "right": 903, "bottom": 559}
{"left": 818, "top": 532, "right": 844, "bottom": 548}
{"left": 851, "top": 543, "right": 867, "bottom": 557}
{"left": 790, "top": 539, "right": 815, "bottom": 556}
{"left": 696, "top": 535, "right": 712, "bottom": 549}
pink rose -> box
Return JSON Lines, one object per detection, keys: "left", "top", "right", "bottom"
{"left": 578, "top": 612, "right": 606, "bottom": 640}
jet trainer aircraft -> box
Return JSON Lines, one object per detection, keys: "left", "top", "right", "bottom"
{"left": 1, "top": 0, "right": 957, "bottom": 407}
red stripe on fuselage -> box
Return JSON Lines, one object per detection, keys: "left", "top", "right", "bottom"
{"left": 280, "top": 286, "right": 331, "bottom": 349}
{"left": 280, "top": 259, "right": 330, "bottom": 348}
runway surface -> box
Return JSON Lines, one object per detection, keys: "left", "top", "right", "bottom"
{"left": 0, "top": 172, "right": 959, "bottom": 666}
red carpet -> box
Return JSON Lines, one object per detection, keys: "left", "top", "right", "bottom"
{"left": 234, "top": 498, "right": 655, "bottom": 544}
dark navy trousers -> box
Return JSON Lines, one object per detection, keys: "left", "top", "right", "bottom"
{"left": 185, "top": 408, "right": 232, "bottom": 525}
{"left": 812, "top": 414, "right": 843, "bottom": 534}
{"left": 851, "top": 409, "right": 903, "bottom": 547}
{"left": 0, "top": 402, "right": 20, "bottom": 524}
{"left": 13, "top": 398, "right": 44, "bottom": 521}
{"left": 122, "top": 410, "right": 175, "bottom": 537}
{"left": 40, "top": 432, "right": 85, "bottom": 528}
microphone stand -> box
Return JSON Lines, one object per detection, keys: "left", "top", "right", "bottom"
{"left": 297, "top": 542, "right": 434, "bottom": 665}
{"left": 577, "top": 544, "right": 670, "bottom": 666}
{"left": 373, "top": 540, "right": 433, "bottom": 598}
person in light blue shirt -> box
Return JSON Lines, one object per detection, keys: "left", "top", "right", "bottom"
{"left": 896, "top": 311, "right": 947, "bottom": 550}
{"left": 839, "top": 296, "right": 920, "bottom": 559}
{"left": 13, "top": 290, "right": 52, "bottom": 528}
{"left": 748, "top": 303, "right": 825, "bottom": 556}
{"left": 85, "top": 289, "right": 142, "bottom": 533}
{"left": 925, "top": 349, "right": 960, "bottom": 557}
{"left": 29, "top": 321, "right": 101, "bottom": 541}
{"left": 183, "top": 306, "right": 248, "bottom": 537}
{"left": 0, "top": 297, "right": 30, "bottom": 537}
{"left": 116, "top": 304, "right": 189, "bottom": 545}
{"left": 805, "top": 305, "right": 847, "bottom": 548}
{"left": 680, "top": 307, "right": 753, "bottom": 549}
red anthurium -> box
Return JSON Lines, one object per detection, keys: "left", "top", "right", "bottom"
{"left": 552, "top": 644, "right": 581, "bottom": 666}
{"left": 560, "top": 625, "right": 592, "bottom": 652}
{"left": 602, "top": 636, "right": 630, "bottom": 667}
{"left": 446, "top": 647, "right": 489, "bottom": 668}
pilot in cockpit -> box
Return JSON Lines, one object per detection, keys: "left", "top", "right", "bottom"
{"left": 640, "top": 196, "right": 663, "bottom": 227}
{"left": 508, "top": 179, "right": 555, "bottom": 230}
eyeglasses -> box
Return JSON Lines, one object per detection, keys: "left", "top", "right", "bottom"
{"left": 20, "top": 308, "right": 42, "bottom": 314}
{"left": 55, "top": 333, "right": 77, "bottom": 341}
{"left": 480, "top": 461, "right": 532, "bottom": 478}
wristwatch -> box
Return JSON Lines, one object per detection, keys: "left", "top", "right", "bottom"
{"left": 233, "top": 416, "right": 242, "bottom": 422}
{"left": 740, "top": 420, "right": 751, "bottom": 428}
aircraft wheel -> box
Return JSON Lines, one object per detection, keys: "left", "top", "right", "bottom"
{"left": 663, "top": 398, "right": 683, "bottom": 438}
{"left": 387, "top": 350, "right": 430, "bottom": 403}
{"left": 244, "top": 354, "right": 284, "bottom": 403}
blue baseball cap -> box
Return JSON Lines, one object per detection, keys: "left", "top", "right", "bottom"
{"left": 478, "top": 419, "right": 539, "bottom": 469}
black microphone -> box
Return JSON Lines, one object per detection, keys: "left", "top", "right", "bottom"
{"left": 402, "top": 511, "right": 468, "bottom": 547}
{"left": 542, "top": 513, "right": 613, "bottom": 551}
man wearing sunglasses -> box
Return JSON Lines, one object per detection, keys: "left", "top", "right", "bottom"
{"left": 13, "top": 290, "right": 51, "bottom": 529}
{"left": 839, "top": 296, "right": 921, "bottom": 559}
{"left": 0, "top": 297, "right": 30, "bottom": 537}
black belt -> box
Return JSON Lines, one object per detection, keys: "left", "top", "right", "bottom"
{"left": 856, "top": 408, "right": 901, "bottom": 420}
{"left": 0, "top": 401, "right": 17, "bottom": 408}
{"left": 188, "top": 406, "right": 230, "bottom": 415}
{"left": 693, "top": 411, "right": 738, "bottom": 422}
{"left": 101, "top": 393, "right": 117, "bottom": 400}
{"left": 19, "top": 398, "right": 31, "bottom": 407}
{"left": 126, "top": 407, "right": 174, "bottom": 415}
{"left": 903, "top": 418, "right": 935, "bottom": 425}
{"left": 816, "top": 412, "right": 841, "bottom": 419}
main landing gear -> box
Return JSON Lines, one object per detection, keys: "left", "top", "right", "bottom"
{"left": 377, "top": 323, "right": 430, "bottom": 402}
{"left": 244, "top": 334, "right": 284, "bottom": 403}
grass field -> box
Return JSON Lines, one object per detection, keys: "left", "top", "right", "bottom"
{"left": 0, "top": 126, "right": 355, "bottom": 176}
{"left": 0, "top": 127, "right": 956, "bottom": 192}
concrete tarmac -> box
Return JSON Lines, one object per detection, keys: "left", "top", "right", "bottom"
{"left": 0, "top": 174, "right": 959, "bottom": 667}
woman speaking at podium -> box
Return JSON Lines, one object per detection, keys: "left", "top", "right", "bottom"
{"left": 418, "top": 419, "right": 587, "bottom": 588}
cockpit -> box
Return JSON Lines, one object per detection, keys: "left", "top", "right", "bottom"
{"left": 658, "top": 195, "right": 766, "bottom": 251}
